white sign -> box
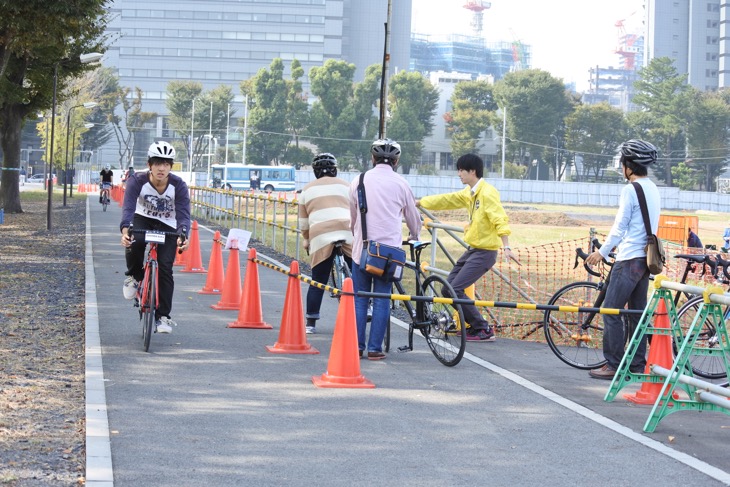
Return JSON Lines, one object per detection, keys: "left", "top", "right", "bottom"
{"left": 225, "top": 228, "right": 252, "bottom": 250}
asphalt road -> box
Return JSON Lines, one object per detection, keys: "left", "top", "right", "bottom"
{"left": 84, "top": 197, "right": 730, "bottom": 487}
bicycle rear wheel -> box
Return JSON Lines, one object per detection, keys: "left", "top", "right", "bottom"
{"left": 330, "top": 254, "right": 348, "bottom": 300}
{"left": 544, "top": 281, "right": 607, "bottom": 370}
{"left": 420, "top": 275, "right": 466, "bottom": 366}
{"left": 141, "top": 264, "right": 157, "bottom": 352}
{"left": 675, "top": 297, "right": 729, "bottom": 379}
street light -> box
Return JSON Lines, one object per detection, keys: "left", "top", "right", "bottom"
{"left": 47, "top": 52, "right": 103, "bottom": 230}
{"left": 63, "top": 102, "right": 98, "bottom": 206}
{"left": 69, "top": 123, "right": 94, "bottom": 198}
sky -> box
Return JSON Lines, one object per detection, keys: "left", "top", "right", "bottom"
{"left": 411, "top": 0, "right": 644, "bottom": 91}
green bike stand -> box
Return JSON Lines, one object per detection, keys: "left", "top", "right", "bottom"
{"left": 604, "top": 286, "right": 691, "bottom": 403}
{"left": 643, "top": 286, "right": 730, "bottom": 433}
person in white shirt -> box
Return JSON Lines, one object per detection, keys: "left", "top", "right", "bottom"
{"left": 585, "top": 139, "right": 661, "bottom": 380}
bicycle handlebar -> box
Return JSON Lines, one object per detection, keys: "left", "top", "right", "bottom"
{"left": 127, "top": 224, "right": 187, "bottom": 254}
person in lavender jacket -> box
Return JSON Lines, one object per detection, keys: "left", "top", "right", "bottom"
{"left": 120, "top": 141, "right": 191, "bottom": 334}
{"left": 349, "top": 139, "right": 421, "bottom": 360}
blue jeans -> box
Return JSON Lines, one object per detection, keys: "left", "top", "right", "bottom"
{"left": 306, "top": 252, "right": 352, "bottom": 321}
{"left": 602, "top": 258, "right": 649, "bottom": 370}
{"left": 352, "top": 262, "right": 391, "bottom": 353}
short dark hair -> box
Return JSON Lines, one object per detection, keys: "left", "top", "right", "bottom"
{"left": 456, "top": 154, "right": 484, "bottom": 179}
{"left": 621, "top": 157, "right": 648, "bottom": 177}
{"left": 148, "top": 157, "right": 173, "bottom": 166}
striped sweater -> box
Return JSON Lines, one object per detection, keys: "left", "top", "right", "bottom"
{"left": 298, "top": 176, "right": 353, "bottom": 268}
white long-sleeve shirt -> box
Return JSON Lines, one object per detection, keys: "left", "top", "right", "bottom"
{"left": 600, "top": 177, "right": 660, "bottom": 261}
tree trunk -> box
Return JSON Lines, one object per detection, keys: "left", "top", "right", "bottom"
{"left": 0, "top": 105, "right": 24, "bottom": 213}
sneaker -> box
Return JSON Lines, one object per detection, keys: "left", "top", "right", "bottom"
{"left": 123, "top": 276, "right": 139, "bottom": 300}
{"left": 305, "top": 325, "right": 316, "bottom": 334}
{"left": 155, "top": 316, "right": 176, "bottom": 334}
{"left": 466, "top": 328, "right": 496, "bottom": 342}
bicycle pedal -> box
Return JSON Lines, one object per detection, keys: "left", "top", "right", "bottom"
{"left": 397, "top": 345, "right": 412, "bottom": 353}
{"left": 133, "top": 298, "right": 139, "bottom": 308}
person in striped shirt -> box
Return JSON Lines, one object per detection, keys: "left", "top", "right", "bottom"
{"left": 299, "top": 153, "right": 353, "bottom": 334}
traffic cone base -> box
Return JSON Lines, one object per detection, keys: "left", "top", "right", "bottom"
{"left": 265, "top": 261, "right": 319, "bottom": 354}
{"left": 312, "top": 278, "right": 374, "bottom": 389}
{"left": 623, "top": 300, "right": 678, "bottom": 405}
{"left": 228, "top": 248, "right": 271, "bottom": 328}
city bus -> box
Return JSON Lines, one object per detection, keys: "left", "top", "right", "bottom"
{"left": 210, "top": 164, "right": 296, "bottom": 192}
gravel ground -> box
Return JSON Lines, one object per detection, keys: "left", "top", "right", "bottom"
{"left": 0, "top": 198, "right": 86, "bottom": 486}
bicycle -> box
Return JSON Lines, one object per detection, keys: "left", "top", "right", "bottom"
{"left": 543, "top": 240, "right": 719, "bottom": 370}
{"left": 674, "top": 253, "right": 730, "bottom": 380}
{"left": 389, "top": 240, "right": 466, "bottom": 367}
{"left": 100, "top": 183, "right": 111, "bottom": 212}
{"left": 128, "top": 224, "right": 186, "bottom": 352}
{"left": 329, "top": 240, "right": 351, "bottom": 299}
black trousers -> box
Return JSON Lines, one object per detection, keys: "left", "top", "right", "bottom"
{"left": 125, "top": 215, "right": 178, "bottom": 320}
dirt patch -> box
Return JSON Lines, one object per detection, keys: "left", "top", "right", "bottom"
{"left": 0, "top": 199, "right": 86, "bottom": 486}
{"left": 428, "top": 208, "right": 583, "bottom": 227}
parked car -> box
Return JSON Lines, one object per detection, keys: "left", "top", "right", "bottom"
{"left": 27, "top": 174, "right": 46, "bottom": 182}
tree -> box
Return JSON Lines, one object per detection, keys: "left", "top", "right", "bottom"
{"left": 386, "top": 71, "right": 440, "bottom": 174}
{"left": 631, "top": 57, "right": 691, "bottom": 187}
{"left": 493, "top": 70, "right": 572, "bottom": 175}
{"left": 685, "top": 89, "right": 730, "bottom": 191}
{"left": 107, "top": 87, "right": 156, "bottom": 168}
{"left": 447, "top": 80, "right": 498, "bottom": 159}
{"left": 564, "top": 102, "right": 628, "bottom": 181}
{"left": 241, "top": 59, "right": 290, "bottom": 165}
{"left": 0, "top": 0, "right": 110, "bottom": 213}
{"left": 285, "top": 60, "right": 309, "bottom": 167}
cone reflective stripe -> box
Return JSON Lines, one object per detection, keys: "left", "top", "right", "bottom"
{"left": 265, "top": 261, "right": 318, "bottom": 353}
{"left": 312, "top": 278, "right": 374, "bottom": 388}
{"left": 199, "top": 231, "right": 224, "bottom": 294}
{"left": 228, "top": 248, "right": 272, "bottom": 329}
{"left": 181, "top": 220, "right": 206, "bottom": 273}
{"left": 211, "top": 247, "right": 242, "bottom": 310}
{"left": 624, "top": 299, "right": 679, "bottom": 405}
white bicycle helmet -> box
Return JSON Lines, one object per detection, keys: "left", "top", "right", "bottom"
{"left": 147, "top": 141, "right": 176, "bottom": 160}
{"left": 105, "top": 164, "right": 111, "bottom": 170}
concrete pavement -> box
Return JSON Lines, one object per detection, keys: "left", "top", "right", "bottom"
{"left": 84, "top": 196, "right": 730, "bottom": 486}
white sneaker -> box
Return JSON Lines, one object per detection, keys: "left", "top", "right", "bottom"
{"left": 305, "top": 325, "right": 316, "bottom": 334}
{"left": 155, "top": 316, "right": 176, "bottom": 334}
{"left": 123, "top": 276, "right": 139, "bottom": 300}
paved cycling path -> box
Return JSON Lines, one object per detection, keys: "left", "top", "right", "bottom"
{"left": 84, "top": 197, "right": 730, "bottom": 486}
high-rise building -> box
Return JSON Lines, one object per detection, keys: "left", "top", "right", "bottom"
{"left": 100, "top": 0, "right": 411, "bottom": 164}
{"left": 645, "top": 0, "right": 723, "bottom": 91}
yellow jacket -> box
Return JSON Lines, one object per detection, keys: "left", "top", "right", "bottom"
{"left": 419, "top": 180, "right": 511, "bottom": 250}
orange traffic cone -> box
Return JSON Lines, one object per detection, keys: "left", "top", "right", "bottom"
{"left": 211, "top": 247, "right": 241, "bottom": 310}
{"left": 624, "top": 299, "right": 679, "bottom": 405}
{"left": 265, "top": 261, "right": 318, "bottom": 354}
{"left": 181, "top": 221, "right": 206, "bottom": 273}
{"left": 199, "top": 231, "right": 224, "bottom": 294}
{"left": 312, "top": 278, "right": 374, "bottom": 388}
{"left": 228, "top": 248, "right": 272, "bottom": 329}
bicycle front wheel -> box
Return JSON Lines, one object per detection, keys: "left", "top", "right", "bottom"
{"left": 420, "top": 275, "right": 466, "bottom": 367}
{"left": 675, "top": 297, "right": 729, "bottom": 379}
{"left": 544, "top": 281, "right": 606, "bottom": 370}
{"left": 102, "top": 197, "right": 108, "bottom": 212}
{"left": 141, "top": 264, "right": 157, "bottom": 352}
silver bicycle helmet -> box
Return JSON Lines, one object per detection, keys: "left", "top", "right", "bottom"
{"left": 147, "top": 141, "right": 176, "bottom": 160}
{"left": 371, "top": 138, "right": 401, "bottom": 164}
{"left": 619, "top": 139, "right": 657, "bottom": 166}
{"left": 312, "top": 153, "right": 338, "bottom": 178}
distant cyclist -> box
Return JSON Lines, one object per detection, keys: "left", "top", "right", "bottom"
{"left": 99, "top": 164, "right": 113, "bottom": 204}
{"left": 298, "top": 153, "right": 353, "bottom": 334}
{"left": 120, "top": 141, "right": 191, "bottom": 334}
{"left": 122, "top": 163, "right": 135, "bottom": 188}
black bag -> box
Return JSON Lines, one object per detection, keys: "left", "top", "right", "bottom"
{"left": 632, "top": 182, "right": 665, "bottom": 275}
{"left": 358, "top": 173, "right": 406, "bottom": 282}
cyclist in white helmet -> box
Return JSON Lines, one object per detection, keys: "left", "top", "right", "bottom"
{"left": 120, "top": 141, "right": 191, "bottom": 334}
{"left": 586, "top": 139, "right": 661, "bottom": 380}
{"left": 99, "top": 164, "right": 113, "bottom": 204}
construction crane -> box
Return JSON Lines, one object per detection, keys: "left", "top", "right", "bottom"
{"left": 615, "top": 12, "right": 639, "bottom": 70}
{"left": 463, "top": 0, "right": 491, "bottom": 37}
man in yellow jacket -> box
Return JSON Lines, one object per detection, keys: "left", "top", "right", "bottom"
{"left": 417, "top": 154, "right": 519, "bottom": 341}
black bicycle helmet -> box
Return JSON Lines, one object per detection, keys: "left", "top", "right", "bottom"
{"left": 312, "top": 152, "right": 338, "bottom": 178}
{"left": 371, "top": 138, "right": 401, "bottom": 165}
{"left": 147, "top": 141, "right": 176, "bottom": 161}
{"left": 619, "top": 139, "right": 657, "bottom": 166}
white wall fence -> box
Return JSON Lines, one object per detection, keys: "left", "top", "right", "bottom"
{"left": 297, "top": 170, "right": 730, "bottom": 212}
